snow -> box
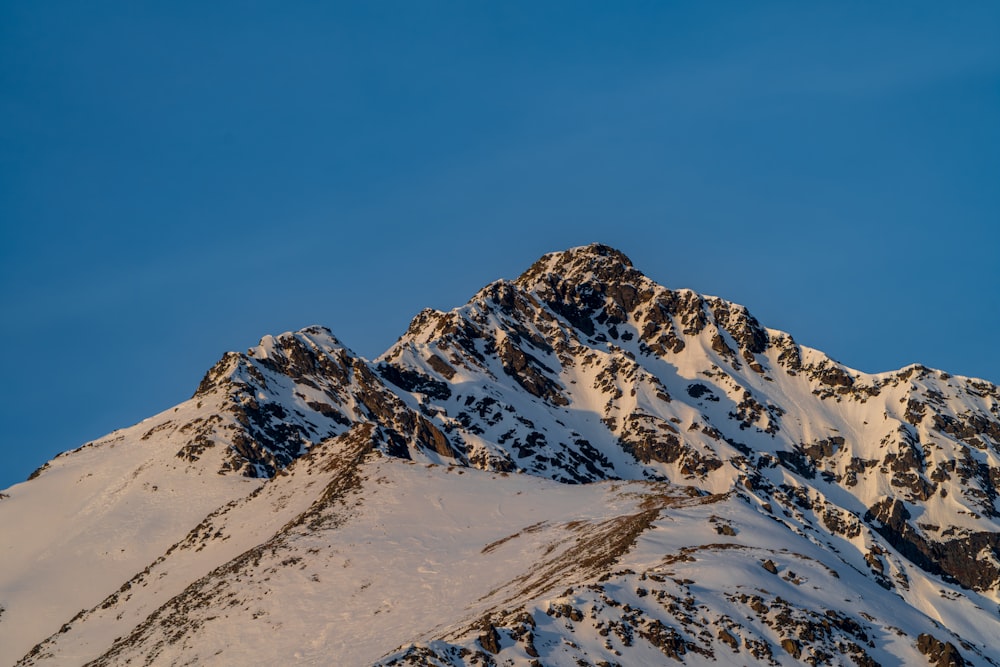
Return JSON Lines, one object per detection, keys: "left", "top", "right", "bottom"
{"left": 6, "top": 244, "right": 1000, "bottom": 665}
{"left": 32, "top": 454, "right": 672, "bottom": 665}
{"left": 0, "top": 398, "right": 262, "bottom": 666}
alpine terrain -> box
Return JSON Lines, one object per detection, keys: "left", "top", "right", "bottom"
{"left": 3, "top": 244, "right": 1000, "bottom": 666}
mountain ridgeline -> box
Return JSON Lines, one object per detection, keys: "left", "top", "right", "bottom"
{"left": 4, "top": 244, "right": 1000, "bottom": 666}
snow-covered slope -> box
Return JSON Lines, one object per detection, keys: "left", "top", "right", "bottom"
{"left": 4, "top": 244, "right": 1000, "bottom": 666}
{"left": 0, "top": 328, "right": 453, "bottom": 665}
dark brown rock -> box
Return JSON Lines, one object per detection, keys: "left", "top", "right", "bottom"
{"left": 917, "top": 633, "right": 967, "bottom": 667}
{"left": 478, "top": 623, "right": 502, "bottom": 654}
{"left": 780, "top": 638, "right": 801, "bottom": 659}
{"left": 717, "top": 629, "right": 739, "bottom": 651}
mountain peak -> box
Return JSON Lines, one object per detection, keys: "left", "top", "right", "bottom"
{"left": 515, "top": 243, "right": 640, "bottom": 290}
{"left": 9, "top": 244, "right": 1000, "bottom": 667}
{"left": 246, "top": 325, "right": 352, "bottom": 365}
{"left": 566, "top": 242, "right": 634, "bottom": 266}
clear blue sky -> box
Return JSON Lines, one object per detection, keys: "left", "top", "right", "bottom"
{"left": 2, "top": 2, "right": 998, "bottom": 490}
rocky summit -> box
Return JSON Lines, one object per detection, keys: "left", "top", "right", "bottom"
{"left": 3, "top": 244, "right": 1000, "bottom": 666}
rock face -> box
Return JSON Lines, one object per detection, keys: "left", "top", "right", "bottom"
{"left": 918, "top": 633, "right": 969, "bottom": 667}
{"left": 378, "top": 244, "right": 1000, "bottom": 594}
{"left": 5, "top": 243, "right": 1000, "bottom": 666}
{"left": 181, "top": 326, "right": 461, "bottom": 476}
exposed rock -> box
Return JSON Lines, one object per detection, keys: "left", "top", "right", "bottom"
{"left": 780, "top": 637, "right": 801, "bottom": 659}
{"left": 865, "top": 497, "right": 1000, "bottom": 590}
{"left": 639, "top": 619, "right": 688, "bottom": 661}
{"left": 377, "top": 364, "right": 451, "bottom": 400}
{"left": 496, "top": 336, "right": 569, "bottom": 406}
{"left": 477, "top": 623, "right": 502, "bottom": 654}
{"left": 717, "top": 629, "right": 739, "bottom": 651}
{"left": 917, "top": 633, "right": 968, "bottom": 667}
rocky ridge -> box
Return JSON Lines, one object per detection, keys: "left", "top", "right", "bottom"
{"left": 380, "top": 245, "right": 1000, "bottom": 593}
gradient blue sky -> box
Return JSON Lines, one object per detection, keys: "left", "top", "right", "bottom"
{"left": 2, "top": 2, "right": 998, "bottom": 490}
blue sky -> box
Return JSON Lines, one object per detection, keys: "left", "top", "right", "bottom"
{"left": 2, "top": 2, "right": 998, "bottom": 490}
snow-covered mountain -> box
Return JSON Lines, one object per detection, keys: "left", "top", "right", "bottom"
{"left": 3, "top": 244, "right": 999, "bottom": 666}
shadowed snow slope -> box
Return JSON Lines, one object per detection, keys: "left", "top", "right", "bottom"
{"left": 4, "top": 244, "right": 1000, "bottom": 666}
